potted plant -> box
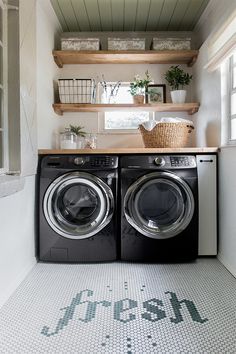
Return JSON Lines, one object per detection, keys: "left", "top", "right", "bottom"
{"left": 164, "top": 65, "right": 192, "bottom": 103}
{"left": 69, "top": 125, "right": 87, "bottom": 149}
{"left": 130, "top": 71, "right": 152, "bottom": 104}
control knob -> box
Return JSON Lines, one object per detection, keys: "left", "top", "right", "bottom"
{"left": 154, "top": 156, "right": 165, "bottom": 166}
{"left": 74, "top": 157, "right": 84, "bottom": 166}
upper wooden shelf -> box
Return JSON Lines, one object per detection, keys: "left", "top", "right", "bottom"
{"left": 53, "top": 103, "right": 200, "bottom": 116}
{"left": 53, "top": 50, "right": 199, "bottom": 68}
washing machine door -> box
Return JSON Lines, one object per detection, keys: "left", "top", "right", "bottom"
{"left": 43, "top": 172, "right": 114, "bottom": 239}
{"left": 124, "top": 171, "right": 194, "bottom": 239}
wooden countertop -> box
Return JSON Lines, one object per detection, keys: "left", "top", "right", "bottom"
{"left": 38, "top": 147, "right": 218, "bottom": 155}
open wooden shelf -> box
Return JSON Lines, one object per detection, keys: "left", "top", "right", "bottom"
{"left": 53, "top": 50, "right": 199, "bottom": 68}
{"left": 53, "top": 103, "right": 200, "bottom": 116}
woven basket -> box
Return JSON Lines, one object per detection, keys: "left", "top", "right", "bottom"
{"left": 139, "top": 122, "right": 194, "bottom": 148}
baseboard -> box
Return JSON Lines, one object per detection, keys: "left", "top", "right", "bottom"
{"left": 217, "top": 253, "right": 236, "bottom": 278}
{"left": 0, "top": 258, "right": 37, "bottom": 309}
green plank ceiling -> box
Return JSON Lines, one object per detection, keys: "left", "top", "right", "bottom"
{"left": 50, "top": 0, "right": 210, "bottom": 32}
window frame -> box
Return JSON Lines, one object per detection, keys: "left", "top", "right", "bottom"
{"left": 0, "top": 0, "right": 8, "bottom": 174}
{"left": 228, "top": 54, "right": 236, "bottom": 143}
{"left": 97, "top": 81, "right": 153, "bottom": 134}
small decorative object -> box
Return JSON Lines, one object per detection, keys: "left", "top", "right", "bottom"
{"left": 129, "top": 71, "right": 153, "bottom": 104}
{"left": 152, "top": 37, "right": 191, "bottom": 51}
{"left": 61, "top": 37, "right": 100, "bottom": 51}
{"left": 108, "top": 38, "right": 145, "bottom": 50}
{"left": 164, "top": 65, "right": 193, "bottom": 104}
{"left": 100, "top": 76, "right": 121, "bottom": 103}
{"left": 146, "top": 84, "right": 166, "bottom": 103}
{"left": 69, "top": 124, "right": 86, "bottom": 149}
{"left": 58, "top": 79, "right": 96, "bottom": 104}
{"left": 85, "top": 134, "right": 97, "bottom": 149}
{"left": 60, "top": 128, "right": 77, "bottom": 149}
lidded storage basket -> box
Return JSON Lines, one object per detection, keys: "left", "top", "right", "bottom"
{"left": 58, "top": 79, "right": 96, "bottom": 104}
{"left": 139, "top": 122, "right": 194, "bottom": 148}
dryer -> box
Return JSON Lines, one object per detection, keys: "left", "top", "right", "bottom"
{"left": 38, "top": 155, "right": 118, "bottom": 262}
{"left": 120, "top": 155, "right": 198, "bottom": 262}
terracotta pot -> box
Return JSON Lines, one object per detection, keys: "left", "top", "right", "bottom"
{"left": 133, "top": 95, "right": 145, "bottom": 104}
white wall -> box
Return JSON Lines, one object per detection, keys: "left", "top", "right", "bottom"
{"left": 36, "top": 0, "right": 61, "bottom": 149}
{"left": 0, "top": 0, "right": 38, "bottom": 308}
{"left": 192, "top": 41, "right": 221, "bottom": 147}
{"left": 0, "top": 176, "right": 36, "bottom": 307}
{"left": 193, "top": 0, "right": 236, "bottom": 277}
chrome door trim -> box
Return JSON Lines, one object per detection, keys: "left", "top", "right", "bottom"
{"left": 43, "top": 172, "right": 114, "bottom": 239}
{"left": 124, "top": 171, "right": 194, "bottom": 239}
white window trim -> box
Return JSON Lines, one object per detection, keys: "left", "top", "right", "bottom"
{"left": 0, "top": 0, "right": 23, "bottom": 198}
{"left": 0, "top": 0, "right": 8, "bottom": 175}
{"left": 228, "top": 55, "right": 236, "bottom": 143}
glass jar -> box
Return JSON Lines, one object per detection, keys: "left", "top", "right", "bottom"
{"left": 77, "top": 136, "right": 85, "bottom": 149}
{"left": 85, "top": 134, "right": 97, "bottom": 149}
{"left": 60, "top": 128, "right": 77, "bottom": 149}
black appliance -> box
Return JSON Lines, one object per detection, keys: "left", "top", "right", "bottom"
{"left": 38, "top": 155, "right": 118, "bottom": 262}
{"left": 120, "top": 155, "right": 198, "bottom": 262}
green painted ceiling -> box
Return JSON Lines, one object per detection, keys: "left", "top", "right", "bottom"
{"left": 50, "top": 0, "right": 210, "bottom": 32}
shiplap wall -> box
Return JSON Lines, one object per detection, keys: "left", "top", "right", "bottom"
{"left": 50, "top": 0, "right": 210, "bottom": 32}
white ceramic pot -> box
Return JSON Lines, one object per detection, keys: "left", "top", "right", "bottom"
{"left": 170, "top": 90, "right": 186, "bottom": 104}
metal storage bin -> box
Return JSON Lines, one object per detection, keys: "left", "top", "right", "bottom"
{"left": 58, "top": 79, "right": 96, "bottom": 104}
{"left": 108, "top": 38, "right": 145, "bottom": 50}
{"left": 61, "top": 38, "right": 100, "bottom": 51}
{"left": 152, "top": 38, "right": 191, "bottom": 50}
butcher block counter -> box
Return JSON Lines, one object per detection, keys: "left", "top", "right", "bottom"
{"left": 38, "top": 147, "right": 218, "bottom": 155}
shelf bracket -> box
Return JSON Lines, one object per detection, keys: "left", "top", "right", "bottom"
{"left": 188, "top": 54, "right": 198, "bottom": 67}
{"left": 53, "top": 104, "right": 63, "bottom": 116}
{"left": 53, "top": 53, "right": 63, "bottom": 68}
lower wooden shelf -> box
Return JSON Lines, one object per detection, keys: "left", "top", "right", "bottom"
{"left": 53, "top": 103, "right": 200, "bottom": 116}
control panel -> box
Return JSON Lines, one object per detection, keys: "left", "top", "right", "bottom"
{"left": 121, "top": 155, "right": 196, "bottom": 169}
{"left": 170, "top": 156, "right": 196, "bottom": 168}
{"left": 42, "top": 155, "right": 118, "bottom": 169}
{"left": 90, "top": 156, "right": 117, "bottom": 168}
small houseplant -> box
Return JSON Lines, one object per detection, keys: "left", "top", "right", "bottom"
{"left": 130, "top": 71, "right": 152, "bottom": 104}
{"left": 69, "top": 125, "right": 86, "bottom": 149}
{"left": 164, "top": 65, "right": 192, "bottom": 103}
{"left": 69, "top": 124, "right": 86, "bottom": 137}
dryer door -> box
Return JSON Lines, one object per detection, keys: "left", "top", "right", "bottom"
{"left": 124, "top": 172, "right": 194, "bottom": 239}
{"left": 43, "top": 172, "right": 114, "bottom": 239}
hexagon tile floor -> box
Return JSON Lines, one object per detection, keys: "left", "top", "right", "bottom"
{"left": 0, "top": 259, "right": 236, "bottom": 353}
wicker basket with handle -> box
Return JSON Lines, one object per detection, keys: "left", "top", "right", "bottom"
{"left": 139, "top": 122, "right": 194, "bottom": 148}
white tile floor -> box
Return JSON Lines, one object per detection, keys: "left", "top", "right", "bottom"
{"left": 0, "top": 259, "right": 236, "bottom": 353}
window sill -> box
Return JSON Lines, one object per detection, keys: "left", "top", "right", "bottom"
{"left": 0, "top": 175, "right": 25, "bottom": 198}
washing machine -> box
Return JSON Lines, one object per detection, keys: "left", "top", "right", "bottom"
{"left": 120, "top": 155, "right": 198, "bottom": 262}
{"left": 38, "top": 154, "right": 118, "bottom": 262}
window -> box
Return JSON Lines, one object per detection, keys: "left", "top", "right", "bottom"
{"left": 0, "top": 0, "right": 7, "bottom": 173}
{"left": 229, "top": 53, "right": 236, "bottom": 141}
{"left": 99, "top": 82, "right": 152, "bottom": 133}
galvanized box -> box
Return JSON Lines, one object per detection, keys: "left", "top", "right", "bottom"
{"left": 152, "top": 38, "right": 191, "bottom": 50}
{"left": 61, "top": 38, "right": 100, "bottom": 51}
{"left": 108, "top": 38, "right": 145, "bottom": 50}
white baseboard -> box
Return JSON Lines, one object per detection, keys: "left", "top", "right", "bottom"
{"left": 0, "top": 259, "right": 36, "bottom": 309}
{"left": 217, "top": 253, "right": 236, "bottom": 279}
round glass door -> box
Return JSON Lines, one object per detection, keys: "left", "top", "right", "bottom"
{"left": 43, "top": 172, "right": 114, "bottom": 239}
{"left": 124, "top": 172, "right": 194, "bottom": 239}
